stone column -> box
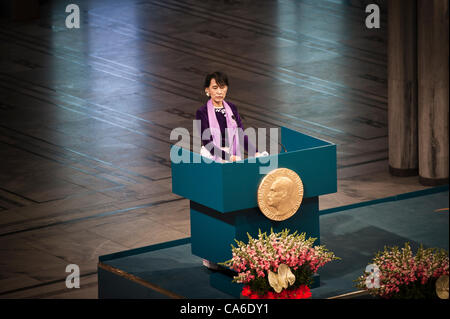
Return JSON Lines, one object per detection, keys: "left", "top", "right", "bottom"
{"left": 418, "top": 0, "right": 449, "bottom": 185}
{"left": 388, "top": 0, "right": 418, "bottom": 176}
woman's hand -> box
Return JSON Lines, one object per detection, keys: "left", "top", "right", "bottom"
{"left": 230, "top": 155, "right": 242, "bottom": 162}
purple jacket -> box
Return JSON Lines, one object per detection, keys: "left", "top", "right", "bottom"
{"left": 195, "top": 101, "right": 258, "bottom": 160}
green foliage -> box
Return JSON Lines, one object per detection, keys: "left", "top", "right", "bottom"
{"left": 391, "top": 278, "right": 439, "bottom": 299}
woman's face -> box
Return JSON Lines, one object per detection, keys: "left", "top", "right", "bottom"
{"left": 205, "top": 78, "right": 228, "bottom": 105}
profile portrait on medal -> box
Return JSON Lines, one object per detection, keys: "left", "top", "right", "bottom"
{"left": 266, "top": 176, "right": 296, "bottom": 215}
{"left": 195, "top": 71, "right": 260, "bottom": 162}
{"left": 257, "top": 168, "right": 304, "bottom": 221}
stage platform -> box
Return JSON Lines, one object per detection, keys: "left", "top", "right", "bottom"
{"left": 98, "top": 187, "right": 449, "bottom": 299}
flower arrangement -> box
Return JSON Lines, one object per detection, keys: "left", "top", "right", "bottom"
{"left": 355, "top": 243, "right": 449, "bottom": 299}
{"left": 219, "top": 229, "right": 339, "bottom": 299}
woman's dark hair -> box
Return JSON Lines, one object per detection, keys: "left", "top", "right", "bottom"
{"left": 204, "top": 71, "right": 229, "bottom": 88}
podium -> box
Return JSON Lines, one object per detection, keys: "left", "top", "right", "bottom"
{"left": 171, "top": 126, "right": 337, "bottom": 293}
{"left": 97, "top": 126, "right": 337, "bottom": 298}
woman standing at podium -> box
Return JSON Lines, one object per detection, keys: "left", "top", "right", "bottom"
{"left": 196, "top": 71, "right": 260, "bottom": 270}
{"left": 196, "top": 71, "right": 260, "bottom": 162}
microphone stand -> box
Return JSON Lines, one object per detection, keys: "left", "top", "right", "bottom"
{"left": 231, "top": 114, "right": 288, "bottom": 154}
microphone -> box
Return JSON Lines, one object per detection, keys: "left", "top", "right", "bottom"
{"left": 232, "top": 113, "right": 288, "bottom": 153}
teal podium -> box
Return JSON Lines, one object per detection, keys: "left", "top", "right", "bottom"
{"left": 96, "top": 126, "right": 337, "bottom": 299}
{"left": 171, "top": 126, "right": 337, "bottom": 291}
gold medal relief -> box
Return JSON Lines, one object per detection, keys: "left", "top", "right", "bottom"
{"left": 257, "top": 168, "right": 304, "bottom": 221}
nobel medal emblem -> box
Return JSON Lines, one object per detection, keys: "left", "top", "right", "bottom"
{"left": 257, "top": 168, "right": 304, "bottom": 221}
{"left": 436, "top": 275, "right": 449, "bottom": 299}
